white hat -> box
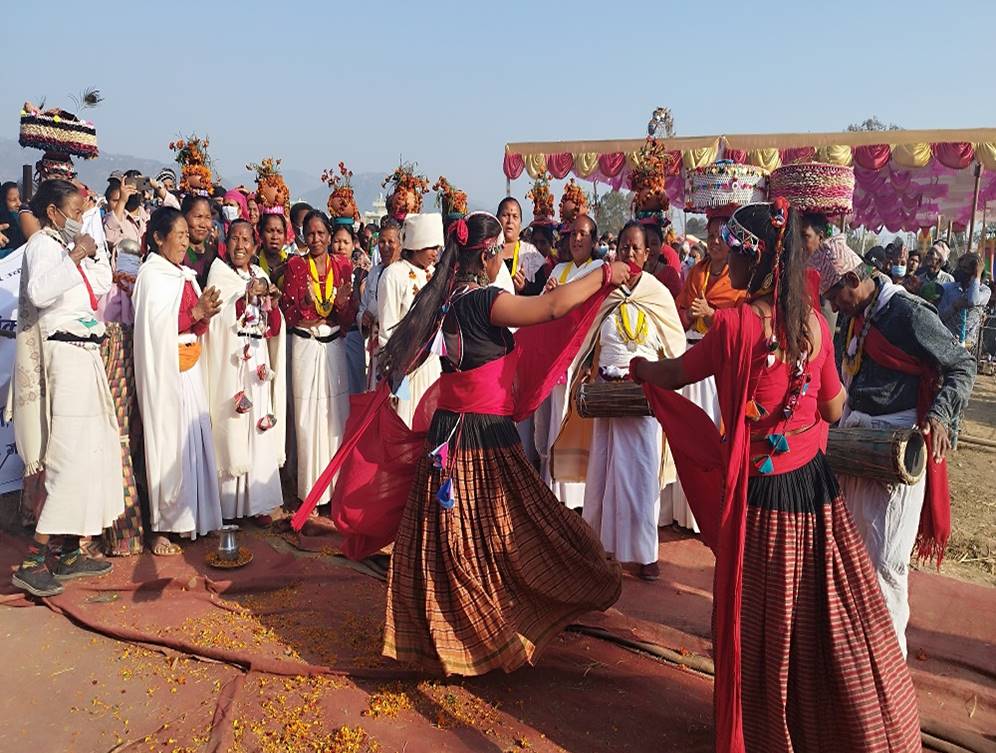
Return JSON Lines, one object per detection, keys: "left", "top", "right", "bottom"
{"left": 401, "top": 213, "right": 444, "bottom": 251}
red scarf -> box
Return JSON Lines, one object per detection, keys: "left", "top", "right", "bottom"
{"left": 862, "top": 326, "right": 951, "bottom": 564}
{"left": 290, "top": 271, "right": 616, "bottom": 558}
{"left": 642, "top": 306, "right": 759, "bottom": 753}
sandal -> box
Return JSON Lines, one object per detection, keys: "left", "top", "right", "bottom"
{"left": 150, "top": 535, "right": 182, "bottom": 557}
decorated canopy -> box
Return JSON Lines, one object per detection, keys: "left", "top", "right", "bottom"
{"left": 503, "top": 128, "right": 996, "bottom": 232}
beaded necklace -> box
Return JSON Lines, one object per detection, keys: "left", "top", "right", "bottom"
{"left": 308, "top": 255, "right": 335, "bottom": 317}
{"left": 614, "top": 302, "right": 648, "bottom": 352}
{"left": 842, "top": 277, "right": 884, "bottom": 378}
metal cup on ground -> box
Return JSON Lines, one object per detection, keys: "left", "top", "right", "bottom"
{"left": 217, "top": 525, "right": 240, "bottom": 561}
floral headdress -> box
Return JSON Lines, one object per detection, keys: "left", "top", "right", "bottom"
{"left": 382, "top": 162, "right": 429, "bottom": 221}
{"left": 170, "top": 134, "right": 213, "bottom": 195}
{"left": 527, "top": 174, "right": 556, "bottom": 226}
{"left": 19, "top": 88, "right": 102, "bottom": 162}
{"left": 559, "top": 179, "right": 588, "bottom": 229}
{"left": 247, "top": 156, "right": 291, "bottom": 222}
{"left": 433, "top": 176, "right": 468, "bottom": 220}
{"left": 323, "top": 161, "right": 360, "bottom": 226}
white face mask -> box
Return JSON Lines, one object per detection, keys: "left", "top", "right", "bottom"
{"left": 222, "top": 205, "right": 241, "bottom": 222}
{"left": 57, "top": 208, "right": 83, "bottom": 244}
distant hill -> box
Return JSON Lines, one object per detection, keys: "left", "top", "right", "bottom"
{"left": 0, "top": 139, "right": 488, "bottom": 220}
{"left": 0, "top": 138, "right": 165, "bottom": 195}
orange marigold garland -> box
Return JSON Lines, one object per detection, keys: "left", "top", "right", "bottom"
{"left": 382, "top": 162, "right": 429, "bottom": 221}
{"left": 628, "top": 137, "right": 677, "bottom": 214}
{"left": 559, "top": 178, "right": 589, "bottom": 228}
{"left": 170, "top": 135, "right": 213, "bottom": 195}
{"left": 323, "top": 161, "right": 360, "bottom": 226}
{"left": 527, "top": 174, "right": 555, "bottom": 226}
{"left": 433, "top": 176, "right": 468, "bottom": 219}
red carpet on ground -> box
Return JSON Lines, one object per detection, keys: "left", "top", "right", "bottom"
{"left": 0, "top": 526, "right": 992, "bottom": 753}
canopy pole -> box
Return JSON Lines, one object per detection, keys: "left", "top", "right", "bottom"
{"left": 967, "top": 163, "right": 983, "bottom": 253}
{"left": 505, "top": 177, "right": 511, "bottom": 197}
{"left": 22, "top": 164, "right": 32, "bottom": 201}
{"left": 946, "top": 220, "right": 953, "bottom": 242}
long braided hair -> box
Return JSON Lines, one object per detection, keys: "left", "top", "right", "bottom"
{"left": 379, "top": 211, "right": 503, "bottom": 383}
{"left": 724, "top": 200, "right": 812, "bottom": 363}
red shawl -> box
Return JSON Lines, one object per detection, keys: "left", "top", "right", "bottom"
{"left": 641, "top": 306, "right": 759, "bottom": 753}
{"left": 290, "top": 275, "right": 616, "bottom": 559}
{"left": 862, "top": 326, "right": 951, "bottom": 564}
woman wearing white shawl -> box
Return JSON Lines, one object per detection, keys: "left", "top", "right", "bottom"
{"left": 536, "top": 216, "right": 604, "bottom": 507}
{"left": 575, "top": 222, "right": 686, "bottom": 580}
{"left": 134, "top": 207, "right": 223, "bottom": 554}
{"left": 9, "top": 181, "right": 122, "bottom": 597}
{"left": 376, "top": 213, "right": 443, "bottom": 428}
{"left": 204, "top": 221, "right": 286, "bottom": 522}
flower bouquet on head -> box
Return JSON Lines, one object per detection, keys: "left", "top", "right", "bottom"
{"left": 323, "top": 162, "right": 361, "bottom": 226}
{"left": 527, "top": 174, "right": 556, "bottom": 227}
{"left": 383, "top": 162, "right": 430, "bottom": 221}
{"left": 433, "top": 176, "right": 468, "bottom": 221}
{"left": 171, "top": 134, "right": 213, "bottom": 194}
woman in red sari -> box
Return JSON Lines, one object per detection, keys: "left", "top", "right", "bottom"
{"left": 630, "top": 201, "right": 920, "bottom": 753}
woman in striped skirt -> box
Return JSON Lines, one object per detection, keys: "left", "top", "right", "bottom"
{"left": 631, "top": 200, "right": 920, "bottom": 752}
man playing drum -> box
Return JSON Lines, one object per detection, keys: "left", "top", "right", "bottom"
{"left": 813, "top": 240, "right": 976, "bottom": 656}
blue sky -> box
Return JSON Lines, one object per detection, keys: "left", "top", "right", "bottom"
{"left": 5, "top": 0, "right": 994, "bottom": 212}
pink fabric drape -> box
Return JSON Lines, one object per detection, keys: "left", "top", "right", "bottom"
{"left": 724, "top": 148, "right": 748, "bottom": 164}
{"left": 503, "top": 153, "right": 525, "bottom": 180}
{"left": 780, "top": 146, "right": 816, "bottom": 165}
{"left": 932, "top": 142, "right": 975, "bottom": 170}
{"left": 598, "top": 152, "right": 627, "bottom": 178}
{"left": 546, "top": 152, "right": 574, "bottom": 179}
{"left": 853, "top": 144, "right": 892, "bottom": 171}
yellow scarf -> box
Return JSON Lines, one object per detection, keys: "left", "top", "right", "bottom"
{"left": 559, "top": 257, "right": 593, "bottom": 284}
{"left": 260, "top": 248, "right": 287, "bottom": 281}
{"left": 510, "top": 241, "right": 521, "bottom": 276}
{"left": 308, "top": 255, "right": 335, "bottom": 317}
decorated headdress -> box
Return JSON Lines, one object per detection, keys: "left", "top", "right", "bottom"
{"left": 768, "top": 162, "right": 854, "bottom": 218}
{"left": 246, "top": 157, "right": 290, "bottom": 218}
{"left": 628, "top": 137, "right": 677, "bottom": 228}
{"left": 383, "top": 162, "right": 429, "bottom": 222}
{"left": 559, "top": 179, "right": 589, "bottom": 231}
{"left": 170, "top": 134, "right": 213, "bottom": 195}
{"left": 527, "top": 174, "right": 556, "bottom": 227}
{"left": 20, "top": 89, "right": 102, "bottom": 183}
{"left": 685, "top": 160, "right": 768, "bottom": 219}
{"left": 19, "top": 89, "right": 101, "bottom": 161}
{"left": 433, "top": 176, "right": 468, "bottom": 221}
{"left": 323, "top": 162, "right": 360, "bottom": 226}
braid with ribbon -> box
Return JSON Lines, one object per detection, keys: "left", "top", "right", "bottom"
{"left": 768, "top": 196, "right": 790, "bottom": 354}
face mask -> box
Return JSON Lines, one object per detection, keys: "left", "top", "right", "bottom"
{"left": 57, "top": 208, "right": 83, "bottom": 244}
{"left": 222, "top": 205, "right": 241, "bottom": 222}
{"left": 125, "top": 194, "right": 142, "bottom": 213}
{"left": 891, "top": 265, "right": 907, "bottom": 278}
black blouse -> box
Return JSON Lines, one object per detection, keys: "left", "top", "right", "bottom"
{"left": 441, "top": 286, "right": 514, "bottom": 372}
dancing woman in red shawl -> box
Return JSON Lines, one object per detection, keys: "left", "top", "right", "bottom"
{"left": 630, "top": 201, "right": 920, "bottom": 753}
{"left": 294, "top": 212, "right": 630, "bottom": 676}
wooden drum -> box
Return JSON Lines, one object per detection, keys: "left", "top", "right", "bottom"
{"left": 826, "top": 427, "right": 926, "bottom": 486}
{"left": 575, "top": 382, "right": 652, "bottom": 419}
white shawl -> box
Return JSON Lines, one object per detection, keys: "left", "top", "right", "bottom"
{"left": 203, "top": 258, "right": 286, "bottom": 477}
{"left": 133, "top": 252, "right": 201, "bottom": 510}
{"left": 552, "top": 272, "right": 687, "bottom": 486}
